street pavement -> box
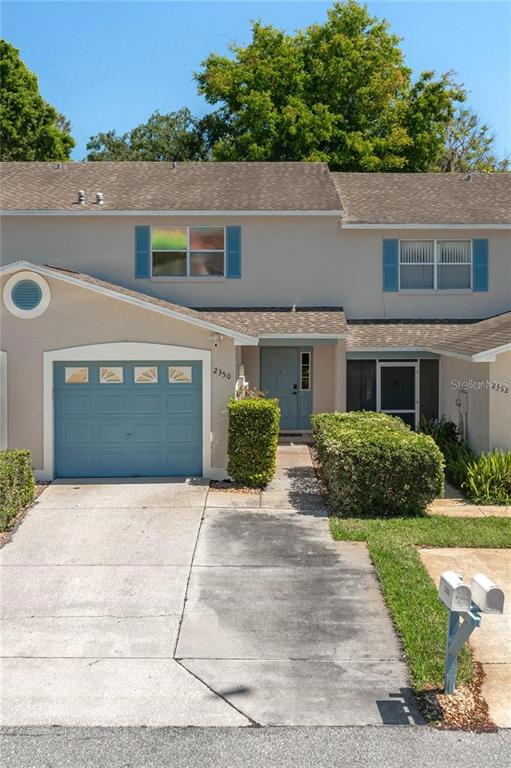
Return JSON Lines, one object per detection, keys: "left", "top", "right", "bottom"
{"left": 1, "top": 726, "right": 510, "bottom": 768}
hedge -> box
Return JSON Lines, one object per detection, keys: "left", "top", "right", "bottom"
{"left": 312, "top": 411, "right": 444, "bottom": 517}
{"left": 0, "top": 449, "right": 36, "bottom": 531}
{"left": 227, "top": 397, "right": 280, "bottom": 487}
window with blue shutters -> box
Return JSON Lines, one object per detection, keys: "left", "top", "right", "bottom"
{"left": 136, "top": 225, "right": 242, "bottom": 279}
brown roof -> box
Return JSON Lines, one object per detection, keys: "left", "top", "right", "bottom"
{"left": 3, "top": 262, "right": 257, "bottom": 340}
{"left": 347, "top": 312, "right": 511, "bottom": 357}
{"left": 1, "top": 262, "right": 347, "bottom": 339}
{"left": 0, "top": 161, "right": 341, "bottom": 212}
{"left": 198, "top": 307, "right": 347, "bottom": 337}
{"left": 333, "top": 172, "right": 511, "bottom": 225}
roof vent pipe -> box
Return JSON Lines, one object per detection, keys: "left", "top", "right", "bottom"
{"left": 172, "top": 160, "right": 177, "bottom": 170}
{"left": 78, "top": 190, "right": 85, "bottom": 204}
{"left": 96, "top": 192, "right": 104, "bottom": 205}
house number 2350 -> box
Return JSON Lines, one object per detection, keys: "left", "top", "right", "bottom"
{"left": 213, "top": 367, "right": 232, "bottom": 380}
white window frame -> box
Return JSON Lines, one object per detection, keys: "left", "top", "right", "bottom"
{"left": 300, "top": 351, "right": 312, "bottom": 391}
{"left": 150, "top": 225, "right": 226, "bottom": 280}
{"left": 398, "top": 239, "right": 472, "bottom": 292}
{"left": 376, "top": 361, "right": 420, "bottom": 429}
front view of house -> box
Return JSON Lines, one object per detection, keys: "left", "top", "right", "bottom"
{"left": 1, "top": 162, "right": 510, "bottom": 480}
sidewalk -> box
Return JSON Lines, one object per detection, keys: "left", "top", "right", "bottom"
{"left": 428, "top": 483, "right": 510, "bottom": 518}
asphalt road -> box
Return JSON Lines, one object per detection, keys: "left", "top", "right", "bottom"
{"left": 1, "top": 726, "right": 510, "bottom": 768}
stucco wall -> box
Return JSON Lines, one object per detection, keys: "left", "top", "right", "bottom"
{"left": 489, "top": 351, "right": 511, "bottom": 451}
{"left": 313, "top": 344, "right": 337, "bottom": 414}
{"left": 0, "top": 273, "right": 237, "bottom": 474}
{"left": 439, "top": 356, "right": 491, "bottom": 453}
{"left": 240, "top": 346, "right": 260, "bottom": 391}
{"left": 2, "top": 215, "right": 509, "bottom": 319}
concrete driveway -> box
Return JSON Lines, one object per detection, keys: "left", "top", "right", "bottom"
{"left": 0, "top": 450, "right": 418, "bottom": 727}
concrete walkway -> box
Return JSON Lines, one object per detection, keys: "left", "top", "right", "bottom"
{"left": 420, "top": 548, "right": 511, "bottom": 728}
{"left": 187, "top": 444, "right": 418, "bottom": 726}
{"left": 429, "top": 483, "right": 511, "bottom": 518}
{"left": 0, "top": 448, "right": 417, "bottom": 727}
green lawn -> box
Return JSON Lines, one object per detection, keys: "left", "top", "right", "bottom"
{"left": 330, "top": 515, "right": 511, "bottom": 690}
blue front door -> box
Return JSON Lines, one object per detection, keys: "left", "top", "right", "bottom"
{"left": 260, "top": 348, "right": 313, "bottom": 430}
{"left": 54, "top": 361, "right": 202, "bottom": 477}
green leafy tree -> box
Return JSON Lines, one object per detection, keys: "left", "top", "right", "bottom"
{"left": 195, "top": 0, "right": 464, "bottom": 170}
{"left": 0, "top": 39, "right": 74, "bottom": 161}
{"left": 86, "top": 108, "right": 206, "bottom": 161}
{"left": 436, "top": 107, "right": 509, "bottom": 172}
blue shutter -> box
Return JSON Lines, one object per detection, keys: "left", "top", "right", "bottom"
{"left": 472, "top": 239, "right": 489, "bottom": 292}
{"left": 383, "top": 239, "right": 399, "bottom": 291}
{"left": 135, "top": 225, "right": 151, "bottom": 278}
{"left": 226, "top": 226, "right": 241, "bottom": 279}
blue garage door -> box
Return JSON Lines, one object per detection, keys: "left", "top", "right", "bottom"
{"left": 54, "top": 361, "right": 202, "bottom": 478}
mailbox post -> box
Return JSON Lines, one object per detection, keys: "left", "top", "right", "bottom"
{"left": 438, "top": 571, "right": 505, "bottom": 695}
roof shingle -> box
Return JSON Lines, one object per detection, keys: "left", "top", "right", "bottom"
{"left": 347, "top": 313, "right": 511, "bottom": 357}
{"left": 333, "top": 172, "right": 511, "bottom": 225}
{"left": 0, "top": 161, "right": 341, "bottom": 212}
{"left": 197, "top": 307, "right": 347, "bottom": 336}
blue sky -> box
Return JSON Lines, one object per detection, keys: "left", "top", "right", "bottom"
{"left": 2, "top": 1, "right": 510, "bottom": 160}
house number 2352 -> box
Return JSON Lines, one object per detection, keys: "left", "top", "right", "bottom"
{"left": 213, "top": 368, "right": 232, "bottom": 380}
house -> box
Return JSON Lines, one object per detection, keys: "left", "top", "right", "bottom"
{"left": 0, "top": 162, "right": 509, "bottom": 481}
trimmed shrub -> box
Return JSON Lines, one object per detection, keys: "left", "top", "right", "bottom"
{"left": 312, "top": 411, "right": 444, "bottom": 517}
{"left": 227, "top": 396, "right": 280, "bottom": 487}
{"left": 0, "top": 450, "right": 35, "bottom": 531}
{"left": 464, "top": 451, "right": 511, "bottom": 505}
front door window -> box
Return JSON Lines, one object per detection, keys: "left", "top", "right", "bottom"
{"left": 378, "top": 363, "right": 418, "bottom": 428}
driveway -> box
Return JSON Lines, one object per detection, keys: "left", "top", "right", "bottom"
{"left": 0, "top": 448, "right": 417, "bottom": 726}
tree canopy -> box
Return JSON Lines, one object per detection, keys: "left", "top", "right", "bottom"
{"left": 195, "top": 1, "right": 464, "bottom": 170}
{"left": 81, "top": 0, "right": 506, "bottom": 171}
{"left": 0, "top": 39, "right": 74, "bottom": 161}
{"left": 436, "top": 108, "right": 509, "bottom": 172}
{"left": 86, "top": 108, "right": 206, "bottom": 161}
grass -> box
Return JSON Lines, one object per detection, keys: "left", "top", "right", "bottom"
{"left": 330, "top": 515, "right": 511, "bottom": 690}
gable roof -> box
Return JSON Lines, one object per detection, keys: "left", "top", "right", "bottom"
{"left": 197, "top": 307, "right": 347, "bottom": 337}
{"left": 347, "top": 311, "right": 511, "bottom": 361}
{"left": 333, "top": 172, "right": 511, "bottom": 226}
{"left": 0, "top": 161, "right": 341, "bottom": 214}
{"left": 0, "top": 261, "right": 258, "bottom": 344}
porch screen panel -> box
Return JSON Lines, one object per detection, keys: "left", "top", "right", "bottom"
{"left": 347, "top": 360, "right": 377, "bottom": 412}
{"left": 419, "top": 359, "right": 439, "bottom": 420}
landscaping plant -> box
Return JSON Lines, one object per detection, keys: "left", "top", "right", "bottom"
{"left": 0, "top": 449, "right": 35, "bottom": 531}
{"left": 313, "top": 411, "right": 444, "bottom": 517}
{"left": 420, "top": 417, "right": 511, "bottom": 504}
{"left": 464, "top": 450, "right": 511, "bottom": 505}
{"left": 227, "top": 394, "right": 280, "bottom": 487}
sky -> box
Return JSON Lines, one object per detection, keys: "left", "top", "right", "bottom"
{"left": 2, "top": 0, "right": 510, "bottom": 161}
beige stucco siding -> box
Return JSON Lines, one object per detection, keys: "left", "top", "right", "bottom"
{"left": 0, "top": 274, "right": 237, "bottom": 473}
{"left": 2, "top": 215, "right": 509, "bottom": 319}
{"left": 439, "top": 356, "right": 491, "bottom": 453}
{"left": 489, "top": 351, "right": 511, "bottom": 451}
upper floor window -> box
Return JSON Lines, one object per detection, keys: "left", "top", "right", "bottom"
{"left": 151, "top": 226, "right": 225, "bottom": 278}
{"left": 399, "top": 240, "right": 472, "bottom": 290}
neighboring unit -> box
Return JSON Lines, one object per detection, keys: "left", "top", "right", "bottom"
{"left": 1, "top": 162, "right": 510, "bottom": 479}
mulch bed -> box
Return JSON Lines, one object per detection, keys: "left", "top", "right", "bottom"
{"left": 209, "top": 480, "right": 261, "bottom": 494}
{"left": 418, "top": 662, "right": 497, "bottom": 731}
{"left": 0, "top": 482, "right": 49, "bottom": 548}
